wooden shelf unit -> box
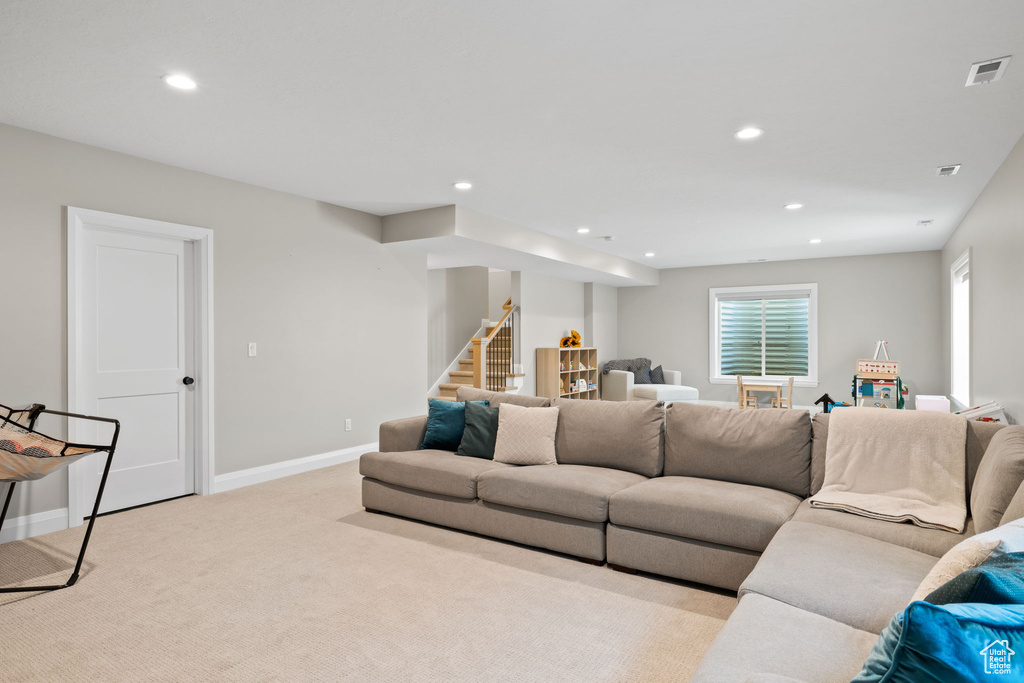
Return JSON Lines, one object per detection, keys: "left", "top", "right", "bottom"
{"left": 537, "top": 347, "right": 600, "bottom": 400}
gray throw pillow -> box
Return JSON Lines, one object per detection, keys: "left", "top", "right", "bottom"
{"left": 971, "top": 426, "right": 1024, "bottom": 533}
{"left": 649, "top": 365, "right": 665, "bottom": 384}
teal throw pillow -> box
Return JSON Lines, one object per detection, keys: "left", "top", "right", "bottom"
{"left": 852, "top": 602, "right": 1024, "bottom": 682}
{"left": 420, "top": 399, "right": 488, "bottom": 452}
{"left": 456, "top": 401, "right": 500, "bottom": 460}
{"left": 925, "top": 552, "right": 1024, "bottom": 606}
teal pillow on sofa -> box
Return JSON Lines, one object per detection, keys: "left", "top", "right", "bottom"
{"left": 419, "top": 399, "right": 488, "bottom": 452}
{"left": 455, "top": 401, "right": 499, "bottom": 460}
{"left": 852, "top": 602, "right": 1024, "bottom": 682}
{"left": 925, "top": 552, "right": 1024, "bottom": 606}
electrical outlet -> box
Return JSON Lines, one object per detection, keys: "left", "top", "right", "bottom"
{"left": 248, "top": 342, "right": 257, "bottom": 357}
{"left": 345, "top": 418, "right": 352, "bottom": 432}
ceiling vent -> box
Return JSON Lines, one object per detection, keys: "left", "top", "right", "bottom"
{"left": 936, "top": 164, "right": 961, "bottom": 177}
{"left": 917, "top": 219, "right": 934, "bottom": 227}
{"left": 966, "top": 56, "right": 1011, "bottom": 86}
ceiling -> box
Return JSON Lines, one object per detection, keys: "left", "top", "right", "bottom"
{"left": 3, "top": 1, "right": 1024, "bottom": 270}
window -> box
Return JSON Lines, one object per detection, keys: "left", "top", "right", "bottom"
{"left": 950, "top": 250, "right": 970, "bottom": 407}
{"left": 709, "top": 284, "right": 818, "bottom": 387}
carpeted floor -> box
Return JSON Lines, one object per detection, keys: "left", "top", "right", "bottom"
{"left": 0, "top": 461, "right": 735, "bottom": 682}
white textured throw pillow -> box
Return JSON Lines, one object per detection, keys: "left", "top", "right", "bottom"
{"left": 910, "top": 518, "right": 1024, "bottom": 602}
{"left": 492, "top": 403, "right": 559, "bottom": 465}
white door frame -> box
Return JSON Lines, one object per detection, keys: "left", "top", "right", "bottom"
{"left": 66, "top": 207, "right": 215, "bottom": 527}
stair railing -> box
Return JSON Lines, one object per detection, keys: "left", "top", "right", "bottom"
{"left": 471, "top": 298, "right": 517, "bottom": 391}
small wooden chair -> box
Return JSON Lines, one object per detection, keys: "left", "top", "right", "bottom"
{"left": 736, "top": 376, "right": 759, "bottom": 409}
{"left": 771, "top": 377, "right": 795, "bottom": 409}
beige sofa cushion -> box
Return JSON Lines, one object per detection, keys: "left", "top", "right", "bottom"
{"left": 970, "top": 426, "right": 1024, "bottom": 533}
{"left": 740, "top": 521, "right": 936, "bottom": 633}
{"left": 456, "top": 386, "right": 551, "bottom": 407}
{"left": 359, "top": 450, "right": 513, "bottom": 499}
{"left": 609, "top": 476, "right": 801, "bottom": 552}
{"left": 477, "top": 464, "right": 646, "bottom": 523}
{"left": 1003, "top": 481, "right": 1024, "bottom": 525}
{"left": 665, "top": 402, "right": 812, "bottom": 497}
{"left": 691, "top": 594, "right": 877, "bottom": 683}
{"left": 789, "top": 499, "right": 972, "bottom": 557}
{"left": 552, "top": 398, "right": 665, "bottom": 477}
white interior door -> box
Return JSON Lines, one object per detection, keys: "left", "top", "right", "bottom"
{"left": 76, "top": 227, "right": 196, "bottom": 514}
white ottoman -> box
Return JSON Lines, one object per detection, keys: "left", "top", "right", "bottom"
{"left": 632, "top": 384, "right": 700, "bottom": 402}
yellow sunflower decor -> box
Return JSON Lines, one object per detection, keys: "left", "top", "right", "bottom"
{"left": 559, "top": 330, "right": 582, "bottom": 348}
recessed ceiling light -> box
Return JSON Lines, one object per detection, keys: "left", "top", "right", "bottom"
{"left": 453, "top": 181, "right": 473, "bottom": 190}
{"left": 163, "top": 74, "right": 197, "bottom": 90}
{"left": 734, "top": 127, "right": 764, "bottom": 140}
{"left": 576, "top": 227, "right": 590, "bottom": 234}
{"left": 784, "top": 203, "right": 804, "bottom": 210}
{"left": 809, "top": 238, "right": 822, "bottom": 244}
{"left": 644, "top": 252, "right": 655, "bottom": 258}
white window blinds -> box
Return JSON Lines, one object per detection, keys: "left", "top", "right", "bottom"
{"left": 720, "top": 297, "right": 810, "bottom": 377}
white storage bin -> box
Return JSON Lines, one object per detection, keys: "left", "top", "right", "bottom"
{"left": 915, "top": 395, "right": 951, "bottom": 412}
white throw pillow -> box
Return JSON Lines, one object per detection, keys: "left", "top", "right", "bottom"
{"left": 492, "top": 403, "right": 559, "bottom": 465}
{"left": 910, "top": 518, "right": 1024, "bottom": 602}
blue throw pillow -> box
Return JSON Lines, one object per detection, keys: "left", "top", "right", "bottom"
{"left": 420, "top": 399, "right": 488, "bottom": 451}
{"left": 852, "top": 602, "right": 1024, "bottom": 682}
{"left": 925, "top": 552, "right": 1024, "bottom": 606}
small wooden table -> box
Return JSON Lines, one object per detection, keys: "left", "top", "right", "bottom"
{"left": 740, "top": 383, "right": 782, "bottom": 409}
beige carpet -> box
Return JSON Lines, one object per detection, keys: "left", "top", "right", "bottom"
{"left": 0, "top": 461, "right": 735, "bottom": 682}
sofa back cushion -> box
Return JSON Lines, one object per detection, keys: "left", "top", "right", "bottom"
{"left": 972, "top": 426, "right": 1024, "bottom": 533}
{"left": 1002, "top": 481, "right": 1024, "bottom": 525}
{"left": 552, "top": 398, "right": 664, "bottom": 477}
{"left": 456, "top": 386, "right": 551, "bottom": 407}
{"left": 665, "top": 402, "right": 811, "bottom": 497}
{"left": 809, "top": 413, "right": 1006, "bottom": 499}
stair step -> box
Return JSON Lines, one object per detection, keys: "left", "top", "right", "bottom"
{"left": 439, "top": 383, "right": 467, "bottom": 391}
{"left": 459, "top": 359, "right": 474, "bottom": 370}
{"left": 507, "top": 373, "right": 526, "bottom": 377}
{"left": 431, "top": 395, "right": 459, "bottom": 402}
{"left": 450, "top": 370, "right": 473, "bottom": 378}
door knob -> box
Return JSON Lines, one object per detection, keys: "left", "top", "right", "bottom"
{"left": 182, "top": 377, "right": 195, "bottom": 386}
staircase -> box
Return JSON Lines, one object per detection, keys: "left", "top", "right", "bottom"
{"left": 432, "top": 298, "right": 523, "bottom": 402}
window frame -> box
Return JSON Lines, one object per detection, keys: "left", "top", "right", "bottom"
{"left": 708, "top": 283, "right": 819, "bottom": 387}
{"left": 950, "top": 249, "right": 971, "bottom": 409}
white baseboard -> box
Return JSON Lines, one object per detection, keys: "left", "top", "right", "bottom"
{"left": 212, "top": 442, "right": 378, "bottom": 494}
{"left": 0, "top": 505, "right": 70, "bottom": 544}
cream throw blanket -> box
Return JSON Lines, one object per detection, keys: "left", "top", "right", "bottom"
{"left": 808, "top": 408, "right": 968, "bottom": 533}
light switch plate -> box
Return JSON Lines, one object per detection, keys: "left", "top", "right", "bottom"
{"left": 248, "top": 342, "right": 257, "bottom": 357}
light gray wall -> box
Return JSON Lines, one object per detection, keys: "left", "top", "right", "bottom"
{"left": 941, "top": 134, "right": 1024, "bottom": 424}
{"left": 427, "top": 269, "right": 448, "bottom": 387}
{"left": 0, "top": 123, "right": 427, "bottom": 520}
{"left": 425, "top": 267, "right": 490, "bottom": 387}
{"left": 488, "top": 269, "right": 512, "bottom": 321}
{"left": 617, "top": 251, "right": 943, "bottom": 407}
{"left": 584, "top": 283, "right": 618, "bottom": 372}
{"left": 517, "top": 272, "right": 585, "bottom": 396}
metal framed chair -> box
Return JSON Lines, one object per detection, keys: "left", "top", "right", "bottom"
{"left": 1, "top": 402, "right": 120, "bottom": 593}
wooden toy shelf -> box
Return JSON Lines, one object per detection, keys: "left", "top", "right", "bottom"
{"left": 536, "top": 347, "right": 600, "bottom": 400}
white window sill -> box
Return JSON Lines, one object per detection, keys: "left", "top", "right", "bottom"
{"left": 709, "top": 377, "right": 819, "bottom": 389}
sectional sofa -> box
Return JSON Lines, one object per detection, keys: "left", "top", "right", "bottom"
{"left": 359, "top": 387, "right": 1024, "bottom": 681}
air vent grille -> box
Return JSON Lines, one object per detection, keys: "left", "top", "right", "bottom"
{"left": 917, "top": 220, "right": 934, "bottom": 227}
{"left": 937, "top": 164, "right": 961, "bottom": 177}
{"left": 966, "top": 56, "right": 1011, "bottom": 86}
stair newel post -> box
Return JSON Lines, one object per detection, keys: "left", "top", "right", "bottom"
{"left": 472, "top": 336, "right": 488, "bottom": 390}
